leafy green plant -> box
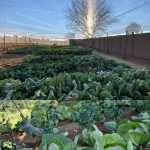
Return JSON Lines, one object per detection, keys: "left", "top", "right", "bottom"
{"left": 80, "top": 124, "right": 133, "bottom": 150}
{"left": 117, "top": 113, "right": 150, "bottom": 147}
{"left": 39, "top": 133, "right": 75, "bottom": 150}
{"left": 56, "top": 101, "right": 101, "bottom": 127}
{"left": 6, "top": 45, "right": 92, "bottom": 56}
{"left": 0, "top": 108, "right": 31, "bottom": 132}
{"left": 104, "top": 120, "right": 117, "bottom": 131}
{"left": 81, "top": 124, "right": 103, "bottom": 146}
{"left": 101, "top": 100, "right": 124, "bottom": 119}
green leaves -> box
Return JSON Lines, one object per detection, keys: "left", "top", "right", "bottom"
{"left": 96, "top": 133, "right": 126, "bottom": 150}
{"left": 100, "top": 90, "right": 113, "bottom": 100}
{"left": 128, "top": 132, "right": 150, "bottom": 146}
{"left": 56, "top": 102, "right": 101, "bottom": 127}
{"left": 117, "top": 117, "right": 150, "bottom": 146}
{"left": 117, "top": 122, "right": 140, "bottom": 137}
{"left": 0, "top": 141, "right": 15, "bottom": 150}
{"left": 81, "top": 124, "right": 103, "bottom": 146}
{"left": 81, "top": 125, "right": 134, "bottom": 150}
{"left": 102, "top": 100, "right": 123, "bottom": 119}
{"left": 1, "top": 47, "right": 150, "bottom": 100}
{"left": 0, "top": 108, "right": 31, "bottom": 130}
{"left": 0, "top": 100, "right": 150, "bottom": 149}
{"left": 104, "top": 120, "right": 117, "bottom": 131}
{"left": 39, "top": 133, "right": 74, "bottom": 150}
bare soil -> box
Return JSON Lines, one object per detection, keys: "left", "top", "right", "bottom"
{"left": 58, "top": 122, "right": 84, "bottom": 140}
{"left": 0, "top": 54, "right": 26, "bottom": 69}
{"left": 3, "top": 131, "right": 41, "bottom": 149}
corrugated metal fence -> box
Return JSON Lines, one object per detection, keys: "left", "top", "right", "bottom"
{"left": 70, "top": 33, "right": 150, "bottom": 60}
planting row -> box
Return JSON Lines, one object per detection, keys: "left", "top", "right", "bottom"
{"left": 0, "top": 68, "right": 150, "bottom": 100}
{"left": 0, "top": 55, "right": 124, "bottom": 81}
{"left": 6, "top": 45, "right": 92, "bottom": 56}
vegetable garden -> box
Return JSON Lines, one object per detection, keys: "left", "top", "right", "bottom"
{"left": 0, "top": 100, "right": 150, "bottom": 149}
{"left": 0, "top": 45, "right": 150, "bottom": 149}
{"left": 0, "top": 45, "right": 150, "bottom": 100}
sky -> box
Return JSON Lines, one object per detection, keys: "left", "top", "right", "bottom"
{"left": 0, "top": 0, "right": 150, "bottom": 38}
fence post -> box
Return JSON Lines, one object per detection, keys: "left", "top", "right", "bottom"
{"left": 104, "top": 38, "right": 106, "bottom": 52}
{"left": 131, "top": 32, "right": 135, "bottom": 57}
{"left": 25, "top": 37, "right": 26, "bottom": 45}
{"left": 107, "top": 36, "right": 109, "bottom": 53}
{"left": 29, "top": 37, "right": 31, "bottom": 44}
{"left": 98, "top": 38, "right": 100, "bottom": 51}
{"left": 124, "top": 35, "right": 128, "bottom": 58}
{"left": 111, "top": 36, "right": 113, "bottom": 53}
{"left": 3, "top": 34, "right": 6, "bottom": 50}
{"left": 15, "top": 35, "right": 18, "bottom": 48}
{"left": 92, "top": 38, "right": 94, "bottom": 48}
{"left": 119, "top": 35, "right": 122, "bottom": 55}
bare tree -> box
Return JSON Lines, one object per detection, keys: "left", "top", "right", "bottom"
{"left": 65, "top": 0, "right": 114, "bottom": 38}
{"left": 126, "top": 22, "right": 142, "bottom": 34}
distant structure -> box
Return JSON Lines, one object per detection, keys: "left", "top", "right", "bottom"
{"left": 126, "top": 22, "right": 142, "bottom": 34}
{"left": 65, "top": 33, "right": 75, "bottom": 39}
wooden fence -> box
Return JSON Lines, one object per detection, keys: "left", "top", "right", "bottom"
{"left": 70, "top": 33, "right": 150, "bottom": 60}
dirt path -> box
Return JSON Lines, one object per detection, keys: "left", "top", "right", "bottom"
{"left": 94, "top": 51, "right": 150, "bottom": 68}
{"left": 0, "top": 54, "right": 26, "bottom": 69}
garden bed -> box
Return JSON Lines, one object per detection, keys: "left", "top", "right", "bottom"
{"left": 0, "top": 45, "right": 150, "bottom": 149}
{"left": 0, "top": 100, "right": 150, "bottom": 149}
{"left": 0, "top": 45, "right": 149, "bottom": 100}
